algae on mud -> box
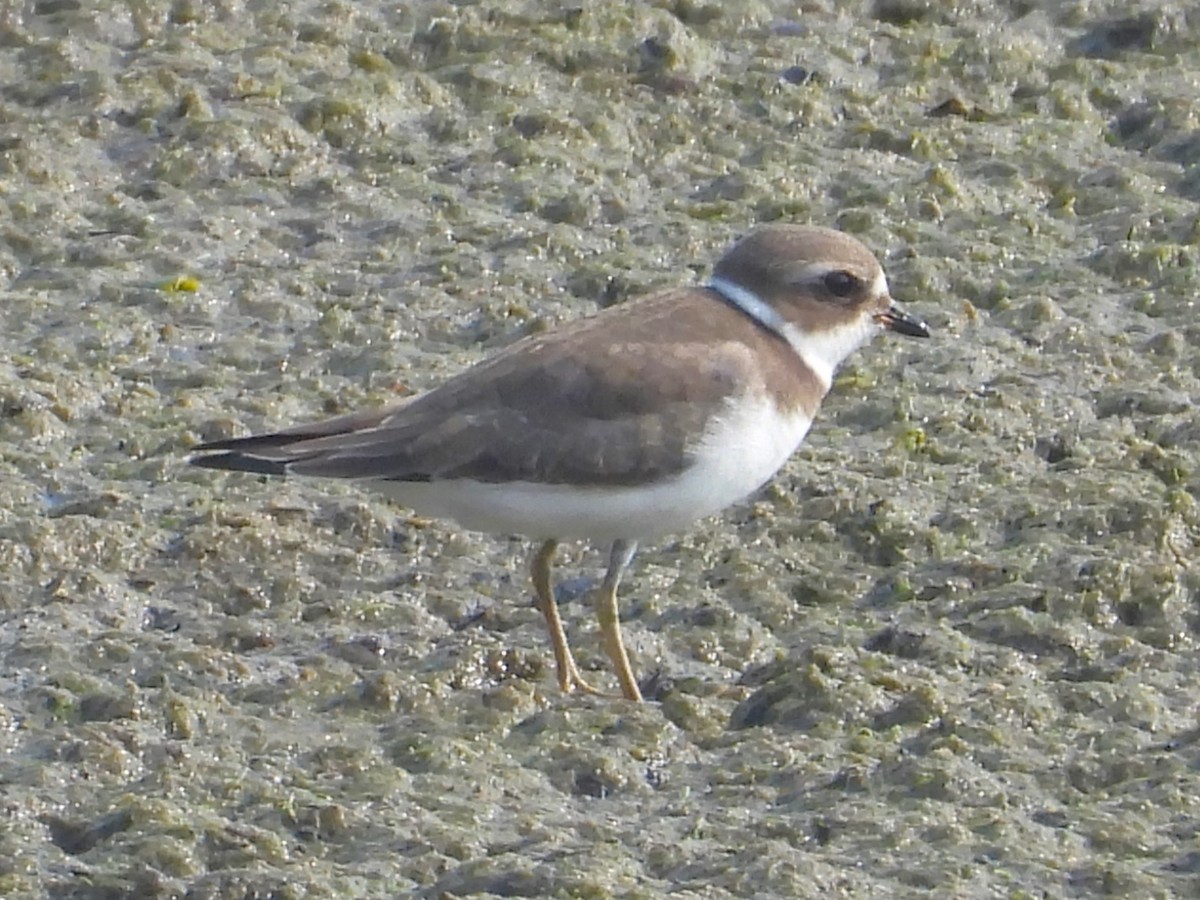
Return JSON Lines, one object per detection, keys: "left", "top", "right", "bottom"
{"left": 2, "top": 0, "right": 1200, "bottom": 897}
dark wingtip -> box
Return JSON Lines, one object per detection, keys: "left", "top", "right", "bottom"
{"left": 188, "top": 452, "right": 289, "bottom": 477}
{"left": 190, "top": 433, "right": 299, "bottom": 453}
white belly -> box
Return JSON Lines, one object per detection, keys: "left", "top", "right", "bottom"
{"left": 370, "top": 399, "right": 814, "bottom": 542}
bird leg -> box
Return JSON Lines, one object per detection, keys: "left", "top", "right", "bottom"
{"left": 530, "top": 539, "right": 605, "bottom": 696}
{"left": 595, "top": 540, "right": 643, "bottom": 702}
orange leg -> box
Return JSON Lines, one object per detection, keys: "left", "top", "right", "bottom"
{"left": 530, "top": 539, "right": 604, "bottom": 696}
{"left": 595, "top": 540, "right": 643, "bottom": 702}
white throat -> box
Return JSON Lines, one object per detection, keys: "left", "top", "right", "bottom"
{"left": 790, "top": 270, "right": 891, "bottom": 387}
{"left": 707, "top": 273, "right": 886, "bottom": 391}
{"left": 779, "top": 319, "right": 880, "bottom": 390}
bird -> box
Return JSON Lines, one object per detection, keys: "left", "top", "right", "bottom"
{"left": 188, "top": 223, "right": 930, "bottom": 702}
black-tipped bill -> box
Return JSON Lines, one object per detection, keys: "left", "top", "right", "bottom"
{"left": 877, "top": 304, "right": 930, "bottom": 338}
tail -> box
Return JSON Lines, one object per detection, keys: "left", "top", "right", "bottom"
{"left": 188, "top": 443, "right": 292, "bottom": 476}
{"left": 187, "top": 404, "right": 403, "bottom": 479}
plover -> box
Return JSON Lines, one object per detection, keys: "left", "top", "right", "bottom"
{"left": 189, "top": 224, "right": 929, "bottom": 702}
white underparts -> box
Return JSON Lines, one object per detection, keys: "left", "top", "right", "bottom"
{"left": 373, "top": 397, "right": 814, "bottom": 542}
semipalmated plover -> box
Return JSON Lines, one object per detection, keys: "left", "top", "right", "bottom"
{"left": 190, "top": 224, "right": 929, "bottom": 702}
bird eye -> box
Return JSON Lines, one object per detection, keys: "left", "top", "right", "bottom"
{"left": 823, "top": 270, "right": 860, "bottom": 298}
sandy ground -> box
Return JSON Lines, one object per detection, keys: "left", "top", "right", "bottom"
{"left": 2, "top": 0, "right": 1200, "bottom": 897}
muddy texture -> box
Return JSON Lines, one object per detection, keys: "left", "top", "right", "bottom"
{"left": 2, "top": 1, "right": 1200, "bottom": 897}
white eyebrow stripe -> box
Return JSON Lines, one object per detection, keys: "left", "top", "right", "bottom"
{"left": 790, "top": 261, "right": 884, "bottom": 290}
{"left": 706, "top": 276, "right": 788, "bottom": 338}
{"left": 787, "top": 261, "right": 837, "bottom": 281}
